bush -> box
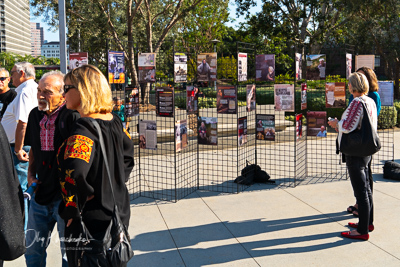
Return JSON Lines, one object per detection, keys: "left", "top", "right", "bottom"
{"left": 378, "top": 106, "right": 397, "bottom": 129}
{"left": 394, "top": 101, "right": 400, "bottom": 126}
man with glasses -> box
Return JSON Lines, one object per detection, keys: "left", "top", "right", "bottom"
{"left": 24, "top": 71, "right": 79, "bottom": 267}
{"left": 0, "top": 68, "right": 16, "bottom": 121}
{"left": 1, "top": 62, "right": 38, "bottom": 230}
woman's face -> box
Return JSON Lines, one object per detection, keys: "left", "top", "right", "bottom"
{"left": 64, "top": 78, "right": 81, "bottom": 111}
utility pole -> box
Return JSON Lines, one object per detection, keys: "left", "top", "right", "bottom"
{"left": 59, "top": 0, "right": 67, "bottom": 73}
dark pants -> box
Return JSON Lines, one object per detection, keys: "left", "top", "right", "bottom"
{"left": 346, "top": 155, "right": 374, "bottom": 235}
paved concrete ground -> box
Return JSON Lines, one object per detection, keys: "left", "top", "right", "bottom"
{"left": 6, "top": 132, "right": 400, "bottom": 267}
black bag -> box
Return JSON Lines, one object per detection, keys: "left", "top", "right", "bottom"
{"left": 340, "top": 101, "right": 381, "bottom": 157}
{"left": 383, "top": 161, "right": 400, "bottom": 181}
{"left": 77, "top": 119, "right": 134, "bottom": 267}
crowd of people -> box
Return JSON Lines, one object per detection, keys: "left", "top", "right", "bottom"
{"left": 0, "top": 63, "right": 134, "bottom": 266}
{"left": 0, "top": 62, "right": 383, "bottom": 266}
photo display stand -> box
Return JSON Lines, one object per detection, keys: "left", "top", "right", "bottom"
{"left": 106, "top": 38, "right": 140, "bottom": 201}
{"left": 106, "top": 39, "right": 394, "bottom": 202}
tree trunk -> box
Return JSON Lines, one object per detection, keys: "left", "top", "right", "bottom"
{"left": 394, "top": 61, "right": 400, "bottom": 99}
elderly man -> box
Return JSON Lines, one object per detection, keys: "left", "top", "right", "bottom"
{"left": 1, "top": 62, "right": 38, "bottom": 230}
{"left": 24, "top": 71, "right": 80, "bottom": 267}
{"left": 0, "top": 68, "right": 16, "bottom": 121}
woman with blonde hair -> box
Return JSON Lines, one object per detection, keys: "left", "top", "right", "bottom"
{"left": 328, "top": 72, "right": 377, "bottom": 241}
{"left": 57, "top": 65, "right": 134, "bottom": 266}
{"left": 346, "top": 67, "right": 380, "bottom": 217}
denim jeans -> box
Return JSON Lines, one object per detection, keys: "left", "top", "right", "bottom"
{"left": 25, "top": 195, "right": 68, "bottom": 267}
{"left": 346, "top": 155, "right": 373, "bottom": 235}
{"left": 11, "top": 145, "right": 30, "bottom": 231}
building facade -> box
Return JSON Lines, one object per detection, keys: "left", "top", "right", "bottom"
{"left": 0, "top": 0, "right": 31, "bottom": 55}
{"left": 41, "top": 41, "right": 68, "bottom": 59}
{"left": 30, "top": 22, "right": 44, "bottom": 57}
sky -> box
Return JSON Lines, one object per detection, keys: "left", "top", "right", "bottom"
{"left": 31, "top": 0, "right": 262, "bottom": 42}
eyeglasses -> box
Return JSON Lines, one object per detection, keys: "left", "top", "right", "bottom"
{"left": 0, "top": 77, "right": 9, "bottom": 81}
{"left": 64, "top": 85, "right": 76, "bottom": 93}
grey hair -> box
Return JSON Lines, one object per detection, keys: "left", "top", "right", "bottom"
{"left": 349, "top": 72, "right": 369, "bottom": 94}
{"left": 0, "top": 68, "right": 9, "bottom": 76}
{"left": 40, "top": 71, "right": 65, "bottom": 93}
{"left": 14, "top": 62, "right": 36, "bottom": 79}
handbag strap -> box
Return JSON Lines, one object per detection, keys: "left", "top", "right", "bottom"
{"left": 89, "top": 118, "right": 117, "bottom": 207}
{"left": 360, "top": 101, "right": 375, "bottom": 130}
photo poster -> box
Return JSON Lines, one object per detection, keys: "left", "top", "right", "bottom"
{"left": 217, "top": 85, "right": 237, "bottom": 114}
{"left": 186, "top": 85, "right": 199, "bottom": 114}
{"left": 325, "top": 82, "right": 346, "bottom": 108}
{"left": 238, "top": 52, "right": 248, "bottom": 82}
{"left": 346, "top": 53, "right": 352, "bottom": 80}
{"left": 274, "top": 84, "right": 295, "bottom": 112}
{"left": 175, "top": 119, "right": 188, "bottom": 152}
{"left": 198, "top": 117, "right": 218, "bottom": 145}
{"left": 124, "top": 86, "right": 139, "bottom": 118}
{"left": 378, "top": 81, "right": 394, "bottom": 106}
{"left": 69, "top": 52, "right": 88, "bottom": 70}
{"left": 296, "top": 114, "right": 303, "bottom": 140}
{"left": 355, "top": 55, "right": 375, "bottom": 71}
{"left": 139, "top": 120, "right": 157, "bottom": 150}
{"left": 306, "top": 54, "right": 326, "bottom": 80}
{"left": 197, "top": 53, "right": 217, "bottom": 82}
{"left": 307, "top": 111, "right": 327, "bottom": 137}
{"left": 238, "top": 116, "right": 248, "bottom": 147}
{"left": 255, "top": 54, "right": 275, "bottom": 81}
{"left": 156, "top": 87, "right": 174, "bottom": 117}
{"left": 174, "top": 53, "right": 187, "bottom": 83}
{"left": 295, "top": 53, "right": 302, "bottom": 80}
{"left": 138, "top": 53, "right": 156, "bottom": 83}
{"left": 108, "top": 51, "right": 125, "bottom": 84}
{"left": 256, "top": 114, "right": 275, "bottom": 141}
{"left": 301, "top": 83, "right": 307, "bottom": 110}
{"left": 246, "top": 84, "right": 256, "bottom": 112}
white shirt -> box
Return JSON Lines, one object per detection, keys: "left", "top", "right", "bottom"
{"left": 1, "top": 79, "right": 38, "bottom": 143}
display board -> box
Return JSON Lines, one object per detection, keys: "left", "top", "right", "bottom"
{"left": 156, "top": 87, "right": 174, "bottom": 117}
{"left": 301, "top": 83, "right": 307, "bottom": 110}
{"left": 175, "top": 119, "right": 188, "bottom": 152}
{"left": 174, "top": 53, "right": 187, "bottom": 83}
{"left": 306, "top": 54, "right": 326, "bottom": 80}
{"left": 256, "top": 114, "right": 275, "bottom": 141}
{"left": 217, "top": 85, "right": 237, "bottom": 114}
{"left": 355, "top": 55, "right": 374, "bottom": 70}
{"left": 238, "top": 116, "right": 247, "bottom": 146}
{"left": 295, "top": 53, "right": 302, "bottom": 80}
{"left": 108, "top": 51, "right": 125, "bottom": 84}
{"left": 138, "top": 53, "right": 156, "bottom": 83}
{"left": 139, "top": 120, "right": 157, "bottom": 150}
{"left": 69, "top": 52, "right": 88, "bottom": 70}
{"left": 246, "top": 84, "right": 256, "bottom": 112}
{"left": 378, "top": 81, "right": 394, "bottom": 106}
{"left": 325, "top": 82, "right": 346, "bottom": 108}
{"left": 238, "top": 52, "right": 248, "bottom": 82}
{"left": 346, "top": 53, "right": 352, "bottom": 79}
{"left": 186, "top": 85, "right": 199, "bottom": 114}
{"left": 198, "top": 117, "right": 218, "bottom": 145}
{"left": 274, "top": 84, "right": 295, "bottom": 112}
{"left": 197, "top": 53, "right": 217, "bottom": 81}
{"left": 125, "top": 87, "right": 139, "bottom": 117}
{"left": 256, "top": 54, "right": 275, "bottom": 81}
{"left": 307, "top": 111, "right": 327, "bottom": 137}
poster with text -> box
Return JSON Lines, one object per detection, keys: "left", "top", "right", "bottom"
{"left": 238, "top": 53, "right": 248, "bottom": 82}
{"left": 274, "top": 84, "right": 295, "bottom": 112}
{"left": 174, "top": 53, "right": 187, "bottom": 83}
{"left": 256, "top": 54, "right": 275, "bottom": 81}
{"left": 69, "top": 52, "right": 88, "bottom": 70}
{"left": 256, "top": 115, "right": 275, "bottom": 141}
{"left": 186, "top": 85, "right": 199, "bottom": 114}
{"left": 378, "top": 81, "right": 394, "bottom": 106}
{"left": 325, "top": 82, "right": 346, "bottom": 108}
{"left": 138, "top": 53, "right": 156, "bottom": 83}
{"left": 156, "top": 87, "right": 174, "bottom": 117}
{"left": 125, "top": 87, "right": 139, "bottom": 117}
{"left": 306, "top": 54, "right": 326, "bottom": 80}
{"left": 301, "top": 83, "right": 307, "bottom": 110}
{"left": 246, "top": 84, "right": 256, "bottom": 112}
{"left": 295, "top": 53, "right": 302, "bottom": 80}
{"left": 307, "top": 111, "right": 327, "bottom": 137}
{"left": 217, "top": 85, "right": 237, "bottom": 114}
{"left": 175, "top": 120, "right": 188, "bottom": 152}
{"left": 296, "top": 114, "right": 303, "bottom": 140}
{"left": 238, "top": 117, "right": 248, "bottom": 146}
{"left": 346, "top": 53, "right": 352, "bottom": 80}
{"left": 108, "top": 51, "right": 125, "bottom": 84}
{"left": 197, "top": 53, "right": 217, "bottom": 81}
{"left": 355, "top": 55, "right": 375, "bottom": 70}
{"left": 139, "top": 120, "right": 157, "bottom": 150}
{"left": 198, "top": 117, "right": 218, "bottom": 145}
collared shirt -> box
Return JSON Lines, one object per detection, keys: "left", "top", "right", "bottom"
{"left": 1, "top": 79, "right": 38, "bottom": 143}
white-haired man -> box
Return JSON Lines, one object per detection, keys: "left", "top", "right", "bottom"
{"left": 1, "top": 62, "right": 38, "bottom": 230}
{"left": 24, "top": 71, "right": 80, "bottom": 267}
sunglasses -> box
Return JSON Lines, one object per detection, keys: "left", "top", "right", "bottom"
{"left": 0, "top": 77, "right": 9, "bottom": 81}
{"left": 64, "top": 85, "right": 76, "bottom": 93}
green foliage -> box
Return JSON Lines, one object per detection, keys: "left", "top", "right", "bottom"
{"left": 393, "top": 101, "right": 400, "bottom": 126}
{"left": 378, "top": 106, "right": 397, "bottom": 129}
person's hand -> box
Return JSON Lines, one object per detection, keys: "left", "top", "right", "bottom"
{"left": 66, "top": 219, "right": 73, "bottom": 227}
{"left": 328, "top": 119, "right": 338, "bottom": 130}
{"left": 27, "top": 174, "right": 40, "bottom": 188}
{"left": 16, "top": 149, "right": 29, "bottom": 162}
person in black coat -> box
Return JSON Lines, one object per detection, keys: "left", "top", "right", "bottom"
{"left": 0, "top": 124, "right": 25, "bottom": 266}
